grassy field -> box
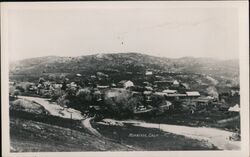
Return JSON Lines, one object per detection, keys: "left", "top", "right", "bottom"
{"left": 10, "top": 117, "right": 134, "bottom": 152}
{"left": 92, "top": 122, "right": 218, "bottom": 150}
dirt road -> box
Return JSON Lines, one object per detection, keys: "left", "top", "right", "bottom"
{"left": 18, "top": 96, "right": 240, "bottom": 150}
{"left": 19, "top": 96, "right": 84, "bottom": 120}
{"left": 82, "top": 118, "right": 102, "bottom": 137}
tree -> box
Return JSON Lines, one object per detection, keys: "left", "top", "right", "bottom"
{"left": 38, "top": 77, "right": 45, "bottom": 84}
{"left": 13, "top": 90, "right": 20, "bottom": 98}
{"left": 206, "top": 86, "right": 219, "bottom": 99}
{"left": 104, "top": 90, "right": 142, "bottom": 118}
{"left": 76, "top": 88, "right": 92, "bottom": 101}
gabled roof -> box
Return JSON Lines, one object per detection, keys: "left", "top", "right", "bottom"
{"left": 186, "top": 91, "right": 200, "bottom": 96}
{"left": 162, "top": 90, "right": 177, "bottom": 94}
{"left": 118, "top": 80, "right": 128, "bottom": 84}
{"left": 97, "top": 85, "right": 109, "bottom": 89}
{"left": 145, "top": 86, "right": 153, "bottom": 91}
{"left": 228, "top": 104, "right": 240, "bottom": 112}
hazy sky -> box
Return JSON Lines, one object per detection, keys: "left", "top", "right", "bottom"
{"left": 5, "top": 2, "right": 239, "bottom": 61}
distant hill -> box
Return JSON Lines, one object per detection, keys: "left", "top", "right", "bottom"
{"left": 9, "top": 53, "right": 239, "bottom": 82}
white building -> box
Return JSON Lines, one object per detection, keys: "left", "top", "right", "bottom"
{"left": 228, "top": 104, "right": 240, "bottom": 112}
{"left": 162, "top": 89, "right": 177, "bottom": 94}
{"left": 173, "top": 80, "right": 179, "bottom": 85}
{"left": 145, "top": 71, "right": 153, "bottom": 76}
{"left": 186, "top": 91, "right": 200, "bottom": 97}
{"left": 118, "top": 80, "right": 134, "bottom": 89}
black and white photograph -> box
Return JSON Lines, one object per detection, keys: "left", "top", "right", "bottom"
{"left": 1, "top": 1, "right": 249, "bottom": 157}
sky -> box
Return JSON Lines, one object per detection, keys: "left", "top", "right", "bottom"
{"left": 4, "top": 2, "right": 239, "bottom": 61}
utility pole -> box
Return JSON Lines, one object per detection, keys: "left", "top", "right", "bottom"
{"left": 70, "top": 112, "right": 72, "bottom": 136}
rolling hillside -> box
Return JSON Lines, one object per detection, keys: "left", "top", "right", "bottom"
{"left": 9, "top": 53, "right": 239, "bottom": 83}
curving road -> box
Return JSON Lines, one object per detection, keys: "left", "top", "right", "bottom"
{"left": 19, "top": 96, "right": 84, "bottom": 120}
{"left": 18, "top": 96, "right": 240, "bottom": 150}
{"left": 82, "top": 118, "right": 102, "bottom": 137}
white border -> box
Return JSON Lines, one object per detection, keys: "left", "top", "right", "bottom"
{"left": 1, "top": 1, "right": 249, "bottom": 157}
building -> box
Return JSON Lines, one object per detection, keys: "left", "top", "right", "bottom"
{"left": 173, "top": 80, "right": 179, "bottom": 86}
{"left": 97, "top": 85, "right": 109, "bottom": 89}
{"left": 9, "top": 81, "right": 15, "bottom": 86}
{"left": 145, "top": 71, "right": 153, "bottom": 76}
{"left": 162, "top": 89, "right": 177, "bottom": 95}
{"left": 228, "top": 104, "right": 240, "bottom": 112}
{"left": 145, "top": 86, "right": 153, "bottom": 91}
{"left": 118, "top": 80, "right": 134, "bottom": 89}
{"left": 186, "top": 91, "right": 200, "bottom": 98}
{"left": 193, "top": 97, "right": 212, "bottom": 106}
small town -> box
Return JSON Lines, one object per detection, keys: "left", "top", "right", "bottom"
{"left": 9, "top": 70, "right": 240, "bottom": 117}
{"left": 8, "top": 55, "right": 241, "bottom": 151}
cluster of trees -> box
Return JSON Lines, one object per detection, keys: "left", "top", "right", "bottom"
{"left": 54, "top": 87, "right": 145, "bottom": 118}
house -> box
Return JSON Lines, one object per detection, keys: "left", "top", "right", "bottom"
{"left": 162, "top": 89, "right": 177, "bottom": 95}
{"left": 118, "top": 80, "right": 134, "bottom": 89}
{"left": 145, "top": 71, "right": 153, "bottom": 76}
{"left": 228, "top": 104, "right": 240, "bottom": 112}
{"left": 97, "top": 72, "right": 108, "bottom": 78}
{"left": 111, "top": 83, "right": 116, "bottom": 87}
{"left": 180, "top": 83, "right": 189, "bottom": 90}
{"left": 97, "top": 85, "right": 109, "bottom": 89}
{"left": 91, "top": 75, "right": 97, "bottom": 79}
{"left": 230, "top": 89, "right": 240, "bottom": 96}
{"left": 186, "top": 91, "right": 200, "bottom": 98}
{"left": 28, "top": 85, "right": 38, "bottom": 91}
{"left": 69, "top": 82, "right": 77, "bottom": 88}
{"left": 9, "top": 81, "right": 15, "bottom": 86}
{"left": 193, "top": 97, "right": 212, "bottom": 106}
{"left": 145, "top": 86, "right": 153, "bottom": 91}
{"left": 173, "top": 80, "right": 179, "bottom": 86}
{"left": 143, "top": 91, "right": 152, "bottom": 95}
